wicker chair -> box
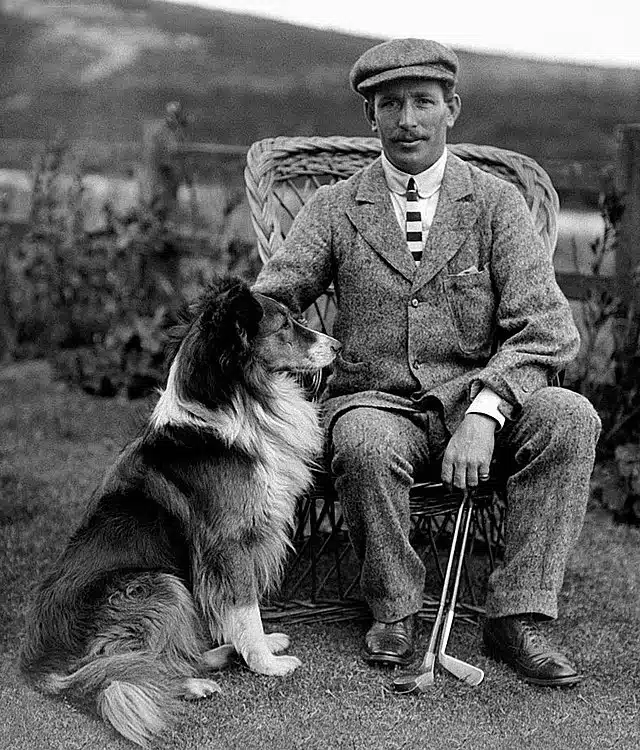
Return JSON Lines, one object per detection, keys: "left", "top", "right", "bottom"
{"left": 244, "top": 136, "right": 560, "bottom": 625}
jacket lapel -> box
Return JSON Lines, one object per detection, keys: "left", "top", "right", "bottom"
{"left": 346, "top": 159, "right": 416, "bottom": 282}
{"left": 413, "top": 152, "right": 479, "bottom": 291}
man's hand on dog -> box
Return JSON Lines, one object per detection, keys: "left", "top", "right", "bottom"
{"left": 441, "top": 413, "right": 497, "bottom": 491}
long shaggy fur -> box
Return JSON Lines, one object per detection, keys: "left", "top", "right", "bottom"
{"left": 20, "top": 276, "right": 339, "bottom": 746}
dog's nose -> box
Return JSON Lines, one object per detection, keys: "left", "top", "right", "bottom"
{"left": 330, "top": 340, "right": 342, "bottom": 353}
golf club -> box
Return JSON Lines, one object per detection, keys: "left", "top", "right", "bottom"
{"left": 436, "top": 496, "right": 485, "bottom": 685}
{"left": 392, "top": 494, "right": 467, "bottom": 694}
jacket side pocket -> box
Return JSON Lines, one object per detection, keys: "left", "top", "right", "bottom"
{"left": 331, "top": 353, "right": 371, "bottom": 393}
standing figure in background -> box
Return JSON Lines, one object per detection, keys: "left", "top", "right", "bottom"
{"left": 145, "top": 101, "right": 192, "bottom": 221}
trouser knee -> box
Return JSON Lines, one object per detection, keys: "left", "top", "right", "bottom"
{"left": 330, "top": 410, "right": 413, "bottom": 486}
{"left": 515, "top": 387, "right": 601, "bottom": 457}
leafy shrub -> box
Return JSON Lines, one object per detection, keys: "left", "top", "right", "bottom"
{"left": 3, "top": 139, "right": 260, "bottom": 396}
{"left": 566, "top": 179, "right": 639, "bottom": 455}
{"left": 566, "top": 176, "right": 640, "bottom": 523}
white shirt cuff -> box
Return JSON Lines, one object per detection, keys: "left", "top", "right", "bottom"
{"left": 465, "top": 386, "right": 506, "bottom": 429}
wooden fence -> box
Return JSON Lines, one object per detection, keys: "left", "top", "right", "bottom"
{"left": 613, "top": 125, "right": 640, "bottom": 309}
{"left": 551, "top": 125, "right": 638, "bottom": 307}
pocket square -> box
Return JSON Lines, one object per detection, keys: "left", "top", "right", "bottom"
{"left": 455, "top": 264, "right": 481, "bottom": 276}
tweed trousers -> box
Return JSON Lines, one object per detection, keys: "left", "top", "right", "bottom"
{"left": 329, "top": 387, "right": 601, "bottom": 623}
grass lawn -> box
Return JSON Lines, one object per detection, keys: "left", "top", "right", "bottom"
{"left": 1, "top": 360, "right": 639, "bottom": 750}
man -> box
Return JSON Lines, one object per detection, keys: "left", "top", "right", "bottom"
{"left": 144, "top": 101, "right": 192, "bottom": 221}
{"left": 253, "top": 39, "right": 600, "bottom": 687}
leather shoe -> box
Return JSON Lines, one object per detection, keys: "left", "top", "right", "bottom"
{"left": 364, "top": 615, "right": 415, "bottom": 666}
{"left": 484, "top": 615, "right": 582, "bottom": 687}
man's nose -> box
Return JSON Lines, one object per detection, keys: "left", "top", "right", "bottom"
{"left": 399, "top": 101, "right": 418, "bottom": 128}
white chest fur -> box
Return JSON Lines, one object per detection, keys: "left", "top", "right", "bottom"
{"left": 151, "top": 361, "right": 322, "bottom": 529}
{"left": 233, "top": 375, "right": 322, "bottom": 524}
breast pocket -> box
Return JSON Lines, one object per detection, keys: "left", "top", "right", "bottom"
{"left": 443, "top": 271, "right": 496, "bottom": 355}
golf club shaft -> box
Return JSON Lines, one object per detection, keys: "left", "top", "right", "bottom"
{"left": 418, "top": 495, "right": 467, "bottom": 668}
{"left": 392, "top": 493, "right": 481, "bottom": 693}
{"left": 438, "top": 494, "right": 474, "bottom": 656}
{"left": 436, "top": 493, "right": 485, "bottom": 686}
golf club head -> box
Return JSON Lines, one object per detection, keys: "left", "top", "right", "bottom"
{"left": 392, "top": 670, "right": 435, "bottom": 694}
{"left": 392, "top": 652, "right": 436, "bottom": 694}
{"left": 438, "top": 653, "right": 484, "bottom": 686}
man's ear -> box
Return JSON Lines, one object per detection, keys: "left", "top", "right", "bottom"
{"left": 446, "top": 94, "right": 462, "bottom": 129}
{"left": 363, "top": 99, "right": 377, "bottom": 132}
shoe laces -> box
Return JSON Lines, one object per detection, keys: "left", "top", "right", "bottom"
{"left": 519, "top": 617, "right": 551, "bottom": 650}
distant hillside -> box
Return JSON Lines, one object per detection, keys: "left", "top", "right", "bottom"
{"left": 2, "top": 0, "right": 640, "bottom": 172}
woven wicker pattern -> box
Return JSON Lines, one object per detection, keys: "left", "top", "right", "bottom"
{"left": 245, "top": 135, "right": 559, "bottom": 266}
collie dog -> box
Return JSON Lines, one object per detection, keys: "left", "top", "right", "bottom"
{"left": 20, "top": 277, "right": 340, "bottom": 746}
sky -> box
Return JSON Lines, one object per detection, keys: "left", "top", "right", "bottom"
{"left": 163, "top": 0, "right": 640, "bottom": 68}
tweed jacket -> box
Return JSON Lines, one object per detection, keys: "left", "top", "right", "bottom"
{"left": 253, "top": 149, "right": 580, "bottom": 435}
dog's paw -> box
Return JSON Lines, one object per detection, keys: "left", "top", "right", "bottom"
{"left": 182, "top": 678, "right": 222, "bottom": 700}
{"left": 248, "top": 653, "right": 302, "bottom": 676}
{"left": 202, "top": 643, "right": 236, "bottom": 670}
{"left": 265, "top": 632, "right": 290, "bottom": 654}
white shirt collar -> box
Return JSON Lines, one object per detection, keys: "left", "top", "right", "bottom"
{"left": 381, "top": 148, "right": 448, "bottom": 198}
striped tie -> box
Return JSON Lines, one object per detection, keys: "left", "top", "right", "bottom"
{"left": 405, "top": 177, "right": 423, "bottom": 265}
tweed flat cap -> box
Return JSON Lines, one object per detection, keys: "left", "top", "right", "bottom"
{"left": 350, "top": 39, "right": 458, "bottom": 95}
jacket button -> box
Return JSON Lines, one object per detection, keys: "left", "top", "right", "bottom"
{"left": 411, "top": 298, "right": 419, "bottom": 307}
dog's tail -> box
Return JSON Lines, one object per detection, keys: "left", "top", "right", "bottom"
{"left": 40, "top": 652, "right": 183, "bottom": 747}
{"left": 98, "top": 680, "right": 172, "bottom": 748}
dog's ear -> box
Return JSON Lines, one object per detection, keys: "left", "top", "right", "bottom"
{"left": 221, "top": 285, "right": 264, "bottom": 344}
{"left": 172, "top": 277, "right": 266, "bottom": 408}
{"left": 253, "top": 293, "right": 296, "bottom": 331}
{"left": 196, "top": 280, "right": 264, "bottom": 363}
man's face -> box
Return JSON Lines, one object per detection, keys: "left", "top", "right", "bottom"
{"left": 365, "top": 79, "right": 461, "bottom": 174}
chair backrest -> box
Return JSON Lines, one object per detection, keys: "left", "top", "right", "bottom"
{"left": 244, "top": 135, "right": 559, "bottom": 332}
